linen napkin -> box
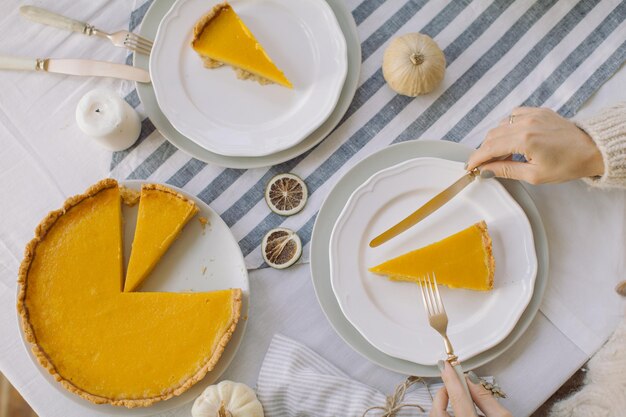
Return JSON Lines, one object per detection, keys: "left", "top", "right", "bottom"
{"left": 256, "top": 334, "right": 480, "bottom": 417}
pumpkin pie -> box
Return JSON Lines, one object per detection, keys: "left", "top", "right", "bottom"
{"left": 17, "top": 179, "right": 242, "bottom": 407}
{"left": 124, "top": 184, "right": 198, "bottom": 292}
{"left": 369, "top": 221, "right": 495, "bottom": 291}
{"left": 191, "top": 2, "right": 293, "bottom": 88}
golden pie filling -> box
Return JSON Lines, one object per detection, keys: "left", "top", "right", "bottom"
{"left": 125, "top": 184, "right": 198, "bottom": 292}
{"left": 191, "top": 2, "right": 293, "bottom": 88}
{"left": 369, "top": 221, "right": 495, "bottom": 291}
{"left": 17, "top": 180, "right": 241, "bottom": 407}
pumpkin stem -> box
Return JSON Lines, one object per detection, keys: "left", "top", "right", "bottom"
{"left": 217, "top": 401, "right": 233, "bottom": 417}
{"left": 409, "top": 53, "right": 425, "bottom": 66}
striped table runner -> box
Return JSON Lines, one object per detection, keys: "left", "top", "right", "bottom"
{"left": 112, "top": 0, "right": 626, "bottom": 270}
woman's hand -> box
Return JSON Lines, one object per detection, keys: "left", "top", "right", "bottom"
{"left": 430, "top": 361, "right": 512, "bottom": 417}
{"left": 466, "top": 107, "right": 605, "bottom": 184}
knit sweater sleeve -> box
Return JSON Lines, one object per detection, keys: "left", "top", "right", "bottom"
{"left": 575, "top": 102, "right": 626, "bottom": 188}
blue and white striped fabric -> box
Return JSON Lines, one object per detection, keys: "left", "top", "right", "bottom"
{"left": 257, "top": 334, "right": 449, "bottom": 417}
{"left": 112, "top": 0, "right": 626, "bottom": 270}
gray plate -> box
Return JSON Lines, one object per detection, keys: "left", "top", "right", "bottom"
{"left": 310, "top": 140, "right": 549, "bottom": 377}
{"left": 134, "top": 0, "right": 361, "bottom": 169}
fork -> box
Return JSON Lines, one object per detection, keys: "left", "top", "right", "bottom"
{"left": 418, "top": 273, "right": 473, "bottom": 400}
{"left": 20, "top": 6, "right": 153, "bottom": 55}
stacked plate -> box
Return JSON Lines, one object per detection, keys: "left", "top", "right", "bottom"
{"left": 134, "top": 0, "right": 360, "bottom": 168}
{"left": 311, "top": 140, "right": 550, "bottom": 376}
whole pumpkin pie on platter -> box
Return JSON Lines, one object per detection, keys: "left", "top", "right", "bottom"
{"left": 17, "top": 179, "right": 242, "bottom": 408}
{"left": 191, "top": 2, "right": 293, "bottom": 88}
{"left": 369, "top": 221, "right": 495, "bottom": 291}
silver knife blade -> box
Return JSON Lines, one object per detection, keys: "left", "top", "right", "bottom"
{"left": 0, "top": 55, "right": 151, "bottom": 83}
{"left": 369, "top": 169, "right": 479, "bottom": 247}
{"left": 46, "top": 59, "right": 150, "bottom": 83}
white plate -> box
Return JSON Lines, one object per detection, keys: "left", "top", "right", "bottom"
{"left": 150, "top": 0, "right": 347, "bottom": 157}
{"left": 135, "top": 0, "right": 360, "bottom": 169}
{"left": 329, "top": 158, "right": 538, "bottom": 365}
{"left": 311, "top": 140, "right": 549, "bottom": 376}
{"left": 18, "top": 181, "right": 249, "bottom": 416}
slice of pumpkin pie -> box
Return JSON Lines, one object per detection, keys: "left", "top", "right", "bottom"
{"left": 369, "top": 221, "right": 495, "bottom": 291}
{"left": 191, "top": 2, "right": 293, "bottom": 88}
{"left": 124, "top": 184, "right": 198, "bottom": 292}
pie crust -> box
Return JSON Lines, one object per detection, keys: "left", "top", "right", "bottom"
{"left": 191, "top": 2, "right": 282, "bottom": 86}
{"left": 141, "top": 183, "right": 199, "bottom": 211}
{"left": 476, "top": 220, "right": 495, "bottom": 290}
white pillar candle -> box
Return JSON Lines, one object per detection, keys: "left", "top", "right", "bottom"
{"left": 76, "top": 88, "right": 141, "bottom": 151}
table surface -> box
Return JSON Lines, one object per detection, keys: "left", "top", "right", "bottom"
{"left": 0, "top": 1, "right": 625, "bottom": 416}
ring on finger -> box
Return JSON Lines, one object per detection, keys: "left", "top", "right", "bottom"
{"left": 508, "top": 114, "right": 515, "bottom": 125}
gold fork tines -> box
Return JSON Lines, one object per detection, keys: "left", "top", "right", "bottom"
{"left": 418, "top": 273, "right": 474, "bottom": 408}
{"left": 418, "top": 273, "right": 459, "bottom": 365}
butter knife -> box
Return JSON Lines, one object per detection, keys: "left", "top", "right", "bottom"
{"left": 369, "top": 168, "right": 480, "bottom": 247}
{"left": 0, "top": 55, "right": 150, "bottom": 83}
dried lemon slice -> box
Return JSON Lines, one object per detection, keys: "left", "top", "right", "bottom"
{"left": 264, "top": 173, "right": 308, "bottom": 216}
{"left": 262, "top": 228, "right": 302, "bottom": 269}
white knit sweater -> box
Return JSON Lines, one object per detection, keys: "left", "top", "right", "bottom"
{"left": 548, "top": 105, "right": 626, "bottom": 416}
{"left": 576, "top": 102, "right": 626, "bottom": 188}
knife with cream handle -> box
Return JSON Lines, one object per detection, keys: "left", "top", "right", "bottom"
{"left": 0, "top": 55, "right": 151, "bottom": 83}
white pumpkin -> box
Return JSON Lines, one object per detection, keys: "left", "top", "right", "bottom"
{"left": 191, "top": 381, "right": 264, "bottom": 417}
{"left": 382, "top": 33, "right": 446, "bottom": 96}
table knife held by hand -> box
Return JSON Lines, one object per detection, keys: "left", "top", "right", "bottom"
{"left": 369, "top": 168, "right": 480, "bottom": 247}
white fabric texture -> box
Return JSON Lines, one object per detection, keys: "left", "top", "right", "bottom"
{"left": 257, "top": 334, "right": 453, "bottom": 417}
{"left": 0, "top": 1, "right": 625, "bottom": 417}
{"left": 550, "top": 314, "right": 626, "bottom": 417}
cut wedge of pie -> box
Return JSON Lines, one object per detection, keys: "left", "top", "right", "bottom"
{"left": 369, "top": 221, "right": 495, "bottom": 291}
{"left": 191, "top": 2, "right": 293, "bottom": 88}
{"left": 124, "top": 184, "right": 198, "bottom": 292}
{"left": 17, "top": 180, "right": 242, "bottom": 407}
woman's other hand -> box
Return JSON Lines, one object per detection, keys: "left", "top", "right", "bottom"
{"left": 430, "top": 361, "right": 512, "bottom": 417}
{"left": 466, "top": 107, "right": 604, "bottom": 184}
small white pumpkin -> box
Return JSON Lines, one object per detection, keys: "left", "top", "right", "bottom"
{"left": 382, "top": 33, "right": 446, "bottom": 96}
{"left": 191, "top": 381, "right": 264, "bottom": 417}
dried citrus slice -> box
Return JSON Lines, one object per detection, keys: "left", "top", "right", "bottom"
{"left": 264, "top": 173, "right": 308, "bottom": 216}
{"left": 262, "top": 228, "right": 302, "bottom": 269}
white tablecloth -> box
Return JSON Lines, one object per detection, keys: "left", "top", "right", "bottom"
{"left": 0, "top": 1, "right": 624, "bottom": 416}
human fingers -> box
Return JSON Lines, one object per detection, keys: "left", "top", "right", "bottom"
{"left": 510, "top": 106, "right": 541, "bottom": 118}
{"left": 439, "top": 361, "right": 477, "bottom": 416}
{"left": 477, "top": 160, "right": 541, "bottom": 184}
{"left": 498, "top": 106, "right": 538, "bottom": 125}
{"left": 466, "top": 372, "right": 513, "bottom": 417}
{"left": 429, "top": 387, "right": 451, "bottom": 417}
{"left": 466, "top": 127, "right": 522, "bottom": 170}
